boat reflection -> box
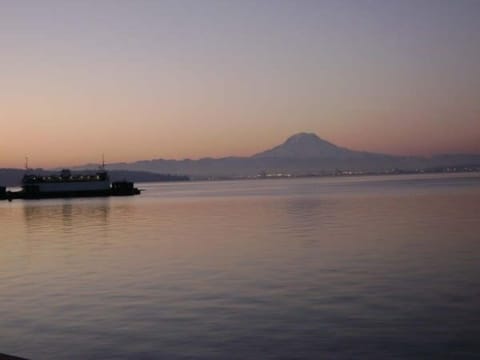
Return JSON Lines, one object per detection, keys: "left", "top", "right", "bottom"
{"left": 23, "top": 199, "right": 111, "bottom": 234}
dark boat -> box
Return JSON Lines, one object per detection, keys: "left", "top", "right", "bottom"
{"left": 0, "top": 186, "right": 7, "bottom": 201}
{"left": 1, "top": 168, "right": 140, "bottom": 201}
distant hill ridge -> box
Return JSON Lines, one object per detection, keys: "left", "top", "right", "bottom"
{"left": 90, "top": 132, "right": 480, "bottom": 178}
{"left": 3, "top": 133, "right": 480, "bottom": 182}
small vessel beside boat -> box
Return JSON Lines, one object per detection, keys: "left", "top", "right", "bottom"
{"left": 1, "top": 168, "right": 140, "bottom": 201}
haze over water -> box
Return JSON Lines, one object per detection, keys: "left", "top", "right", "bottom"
{"left": 1, "top": 174, "right": 480, "bottom": 359}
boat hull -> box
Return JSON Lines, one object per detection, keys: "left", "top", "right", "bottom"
{"left": 1, "top": 188, "right": 140, "bottom": 201}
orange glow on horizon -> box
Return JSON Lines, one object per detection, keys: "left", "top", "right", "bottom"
{"left": 1, "top": 1, "right": 480, "bottom": 168}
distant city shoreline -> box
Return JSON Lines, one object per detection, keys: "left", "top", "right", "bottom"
{"left": 1, "top": 165, "right": 478, "bottom": 188}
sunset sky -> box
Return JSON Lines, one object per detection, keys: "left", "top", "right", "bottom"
{"left": 1, "top": 0, "right": 479, "bottom": 168}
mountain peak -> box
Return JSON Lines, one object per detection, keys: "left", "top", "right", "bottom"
{"left": 253, "top": 132, "right": 351, "bottom": 158}
{"left": 285, "top": 132, "right": 321, "bottom": 144}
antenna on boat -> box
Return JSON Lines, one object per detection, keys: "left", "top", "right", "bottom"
{"left": 98, "top": 153, "right": 109, "bottom": 181}
{"left": 25, "top": 156, "right": 29, "bottom": 171}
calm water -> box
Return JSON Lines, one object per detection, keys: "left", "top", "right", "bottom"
{"left": 1, "top": 174, "right": 480, "bottom": 359}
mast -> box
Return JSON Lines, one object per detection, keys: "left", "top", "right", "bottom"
{"left": 25, "top": 156, "right": 30, "bottom": 173}
{"left": 98, "top": 154, "right": 106, "bottom": 172}
{"left": 98, "top": 154, "right": 109, "bottom": 181}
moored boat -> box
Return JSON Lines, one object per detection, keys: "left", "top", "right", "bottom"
{"left": 1, "top": 168, "right": 140, "bottom": 201}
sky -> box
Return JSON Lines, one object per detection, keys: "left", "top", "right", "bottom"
{"left": 1, "top": 0, "right": 479, "bottom": 168}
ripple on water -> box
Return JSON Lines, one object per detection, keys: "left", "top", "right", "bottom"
{"left": 1, "top": 175, "right": 480, "bottom": 359}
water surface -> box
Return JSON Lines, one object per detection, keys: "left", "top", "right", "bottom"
{"left": 1, "top": 174, "right": 480, "bottom": 359}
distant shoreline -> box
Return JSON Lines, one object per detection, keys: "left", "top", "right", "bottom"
{"left": 2, "top": 166, "right": 479, "bottom": 188}
{"left": 151, "top": 169, "right": 480, "bottom": 183}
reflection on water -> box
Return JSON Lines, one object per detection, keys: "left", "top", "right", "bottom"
{"left": 1, "top": 174, "right": 480, "bottom": 359}
{"left": 23, "top": 200, "right": 111, "bottom": 233}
